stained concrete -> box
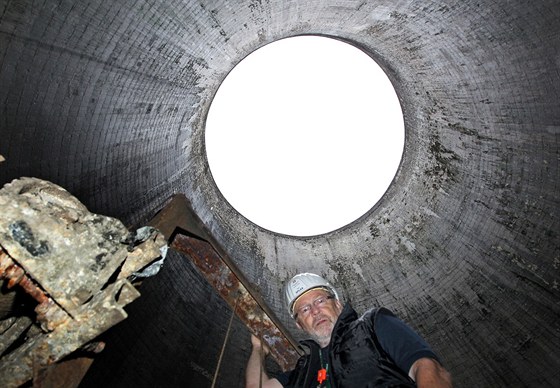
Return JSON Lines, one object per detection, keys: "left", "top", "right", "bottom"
{"left": 0, "top": 0, "right": 558, "bottom": 386}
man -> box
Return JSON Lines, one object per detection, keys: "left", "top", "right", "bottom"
{"left": 246, "top": 273, "right": 452, "bottom": 388}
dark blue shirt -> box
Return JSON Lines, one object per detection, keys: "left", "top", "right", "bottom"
{"left": 275, "top": 308, "right": 438, "bottom": 386}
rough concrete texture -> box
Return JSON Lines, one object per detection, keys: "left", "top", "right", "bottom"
{"left": 0, "top": 1, "right": 558, "bottom": 387}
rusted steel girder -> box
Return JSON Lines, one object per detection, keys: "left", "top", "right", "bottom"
{"left": 150, "top": 194, "right": 302, "bottom": 371}
{"left": 171, "top": 234, "right": 300, "bottom": 370}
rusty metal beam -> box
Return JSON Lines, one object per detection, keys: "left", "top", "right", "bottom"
{"left": 171, "top": 234, "right": 300, "bottom": 371}
{"left": 150, "top": 194, "right": 302, "bottom": 370}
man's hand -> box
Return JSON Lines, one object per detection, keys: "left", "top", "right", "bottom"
{"left": 409, "top": 357, "right": 452, "bottom": 388}
{"left": 245, "top": 334, "right": 282, "bottom": 388}
{"left": 250, "top": 334, "right": 270, "bottom": 355}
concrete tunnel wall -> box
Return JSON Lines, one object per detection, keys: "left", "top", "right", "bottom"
{"left": 0, "top": 0, "right": 559, "bottom": 386}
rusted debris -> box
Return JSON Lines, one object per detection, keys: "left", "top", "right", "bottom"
{"left": 0, "top": 178, "right": 132, "bottom": 316}
{"left": 0, "top": 253, "right": 65, "bottom": 332}
{"left": 0, "top": 278, "right": 140, "bottom": 385}
{"left": 152, "top": 194, "right": 302, "bottom": 371}
{"left": 0, "top": 177, "right": 167, "bottom": 388}
{"left": 118, "top": 226, "right": 168, "bottom": 280}
{"left": 0, "top": 316, "right": 32, "bottom": 356}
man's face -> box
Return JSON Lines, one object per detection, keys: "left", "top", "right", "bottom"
{"left": 293, "top": 288, "right": 343, "bottom": 347}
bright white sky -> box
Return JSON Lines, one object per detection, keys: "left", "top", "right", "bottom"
{"left": 205, "top": 36, "right": 404, "bottom": 236}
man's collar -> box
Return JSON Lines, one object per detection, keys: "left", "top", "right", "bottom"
{"left": 329, "top": 304, "right": 357, "bottom": 346}
{"left": 338, "top": 303, "right": 358, "bottom": 323}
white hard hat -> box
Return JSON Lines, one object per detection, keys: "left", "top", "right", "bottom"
{"left": 285, "top": 273, "right": 339, "bottom": 318}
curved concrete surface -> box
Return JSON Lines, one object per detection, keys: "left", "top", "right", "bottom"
{"left": 1, "top": 1, "right": 558, "bottom": 386}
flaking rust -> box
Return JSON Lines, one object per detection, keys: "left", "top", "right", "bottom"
{"left": 0, "top": 178, "right": 167, "bottom": 387}
{"left": 171, "top": 233, "right": 301, "bottom": 371}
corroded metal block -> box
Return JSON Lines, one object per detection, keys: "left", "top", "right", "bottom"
{"left": 0, "top": 177, "right": 130, "bottom": 316}
{"left": 0, "top": 177, "right": 167, "bottom": 387}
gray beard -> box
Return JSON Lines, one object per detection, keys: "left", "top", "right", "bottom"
{"left": 311, "top": 332, "right": 331, "bottom": 348}
{"left": 309, "top": 322, "right": 334, "bottom": 348}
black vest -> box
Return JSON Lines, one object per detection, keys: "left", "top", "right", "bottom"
{"left": 285, "top": 305, "right": 416, "bottom": 388}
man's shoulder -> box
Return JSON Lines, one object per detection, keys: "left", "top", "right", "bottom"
{"left": 356, "top": 306, "right": 394, "bottom": 322}
{"left": 340, "top": 306, "right": 401, "bottom": 337}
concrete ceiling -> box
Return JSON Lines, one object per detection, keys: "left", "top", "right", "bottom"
{"left": 1, "top": 0, "right": 559, "bottom": 387}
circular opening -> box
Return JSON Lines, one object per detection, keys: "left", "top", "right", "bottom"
{"left": 205, "top": 36, "right": 404, "bottom": 237}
